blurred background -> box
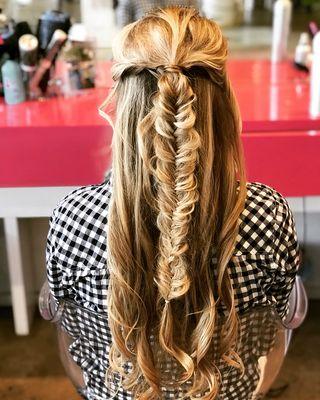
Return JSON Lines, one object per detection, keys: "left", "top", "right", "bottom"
{"left": 0, "top": 0, "right": 319, "bottom": 399}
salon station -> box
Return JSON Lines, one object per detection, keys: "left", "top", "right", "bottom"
{"left": 0, "top": 1, "right": 319, "bottom": 400}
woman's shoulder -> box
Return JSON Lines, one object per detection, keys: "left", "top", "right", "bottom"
{"left": 236, "top": 181, "right": 296, "bottom": 254}
{"left": 47, "top": 170, "right": 112, "bottom": 268}
{"left": 244, "top": 181, "right": 293, "bottom": 222}
{"left": 46, "top": 172, "right": 113, "bottom": 301}
{"left": 245, "top": 181, "right": 289, "bottom": 207}
{"left": 234, "top": 182, "right": 300, "bottom": 319}
{"left": 50, "top": 170, "right": 112, "bottom": 227}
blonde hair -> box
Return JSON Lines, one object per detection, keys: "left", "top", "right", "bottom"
{"left": 105, "top": 6, "right": 247, "bottom": 399}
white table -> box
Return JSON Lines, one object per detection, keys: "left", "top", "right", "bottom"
{"left": 0, "top": 186, "right": 78, "bottom": 335}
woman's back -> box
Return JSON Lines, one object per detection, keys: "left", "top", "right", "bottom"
{"left": 46, "top": 172, "right": 299, "bottom": 399}
{"left": 46, "top": 6, "right": 300, "bottom": 399}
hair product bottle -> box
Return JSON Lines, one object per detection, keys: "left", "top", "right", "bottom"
{"left": 29, "top": 29, "right": 67, "bottom": 98}
{"left": 37, "top": 10, "right": 71, "bottom": 54}
{"left": 294, "top": 33, "right": 312, "bottom": 71}
{"left": 310, "top": 32, "right": 320, "bottom": 116}
{"left": 1, "top": 59, "right": 26, "bottom": 104}
{"left": 19, "top": 34, "right": 39, "bottom": 94}
{"left": 271, "top": 0, "right": 292, "bottom": 63}
{"left": 201, "top": 0, "right": 237, "bottom": 27}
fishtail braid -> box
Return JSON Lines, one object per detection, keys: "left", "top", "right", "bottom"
{"left": 152, "top": 66, "right": 201, "bottom": 376}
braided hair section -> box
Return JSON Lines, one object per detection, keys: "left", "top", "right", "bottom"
{"left": 150, "top": 66, "right": 201, "bottom": 377}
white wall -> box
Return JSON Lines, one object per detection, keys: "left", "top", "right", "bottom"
{"left": 80, "top": 0, "right": 119, "bottom": 50}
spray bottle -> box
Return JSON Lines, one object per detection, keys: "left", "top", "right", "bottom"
{"left": 271, "top": 0, "right": 292, "bottom": 63}
{"left": 294, "top": 33, "right": 312, "bottom": 71}
{"left": 310, "top": 32, "right": 320, "bottom": 117}
{"left": 1, "top": 60, "right": 26, "bottom": 104}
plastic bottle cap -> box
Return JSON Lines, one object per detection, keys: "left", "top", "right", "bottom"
{"left": 19, "top": 34, "right": 38, "bottom": 51}
{"left": 299, "top": 32, "right": 310, "bottom": 46}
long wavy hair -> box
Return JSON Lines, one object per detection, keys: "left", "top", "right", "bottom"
{"left": 105, "top": 6, "right": 247, "bottom": 399}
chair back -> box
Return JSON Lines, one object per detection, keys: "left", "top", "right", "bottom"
{"left": 39, "top": 277, "right": 308, "bottom": 400}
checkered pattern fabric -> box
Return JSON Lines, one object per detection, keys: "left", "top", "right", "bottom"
{"left": 57, "top": 300, "right": 283, "bottom": 400}
{"left": 115, "top": 0, "right": 200, "bottom": 27}
{"left": 46, "top": 171, "right": 300, "bottom": 399}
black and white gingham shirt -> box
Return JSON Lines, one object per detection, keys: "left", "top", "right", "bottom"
{"left": 46, "top": 171, "right": 300, "bottom": 400}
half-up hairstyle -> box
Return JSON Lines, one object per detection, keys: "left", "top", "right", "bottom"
{"left": 105, "top": 6, "right": 247, "bottom": 399}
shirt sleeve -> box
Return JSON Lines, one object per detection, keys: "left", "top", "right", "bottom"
{"left": 45, "top": 186, "right": 82, "bottom": 300}
{"left": 46, "top": 206, "right": 68, "bottom": 300}
{"left": 269, "top": 195, "right": 300, "bottom": 320}
{"left": 45, "top": 180, "right": 111, "bottom": 304}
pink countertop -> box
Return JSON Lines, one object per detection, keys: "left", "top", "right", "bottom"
{"left": 1, "top": 60, "right": 319, "bottom": 196}
{"left": 0, "top": 60, "right": 316, "bottom": 131}
{"left": 229, "top": 60, "right": 316, "bottom": 132}
{"left": 242, "top": 130, "right": 320, "bottom": 197}
{"left": 0, "top": 88, "right": 108, "bottom": 127}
